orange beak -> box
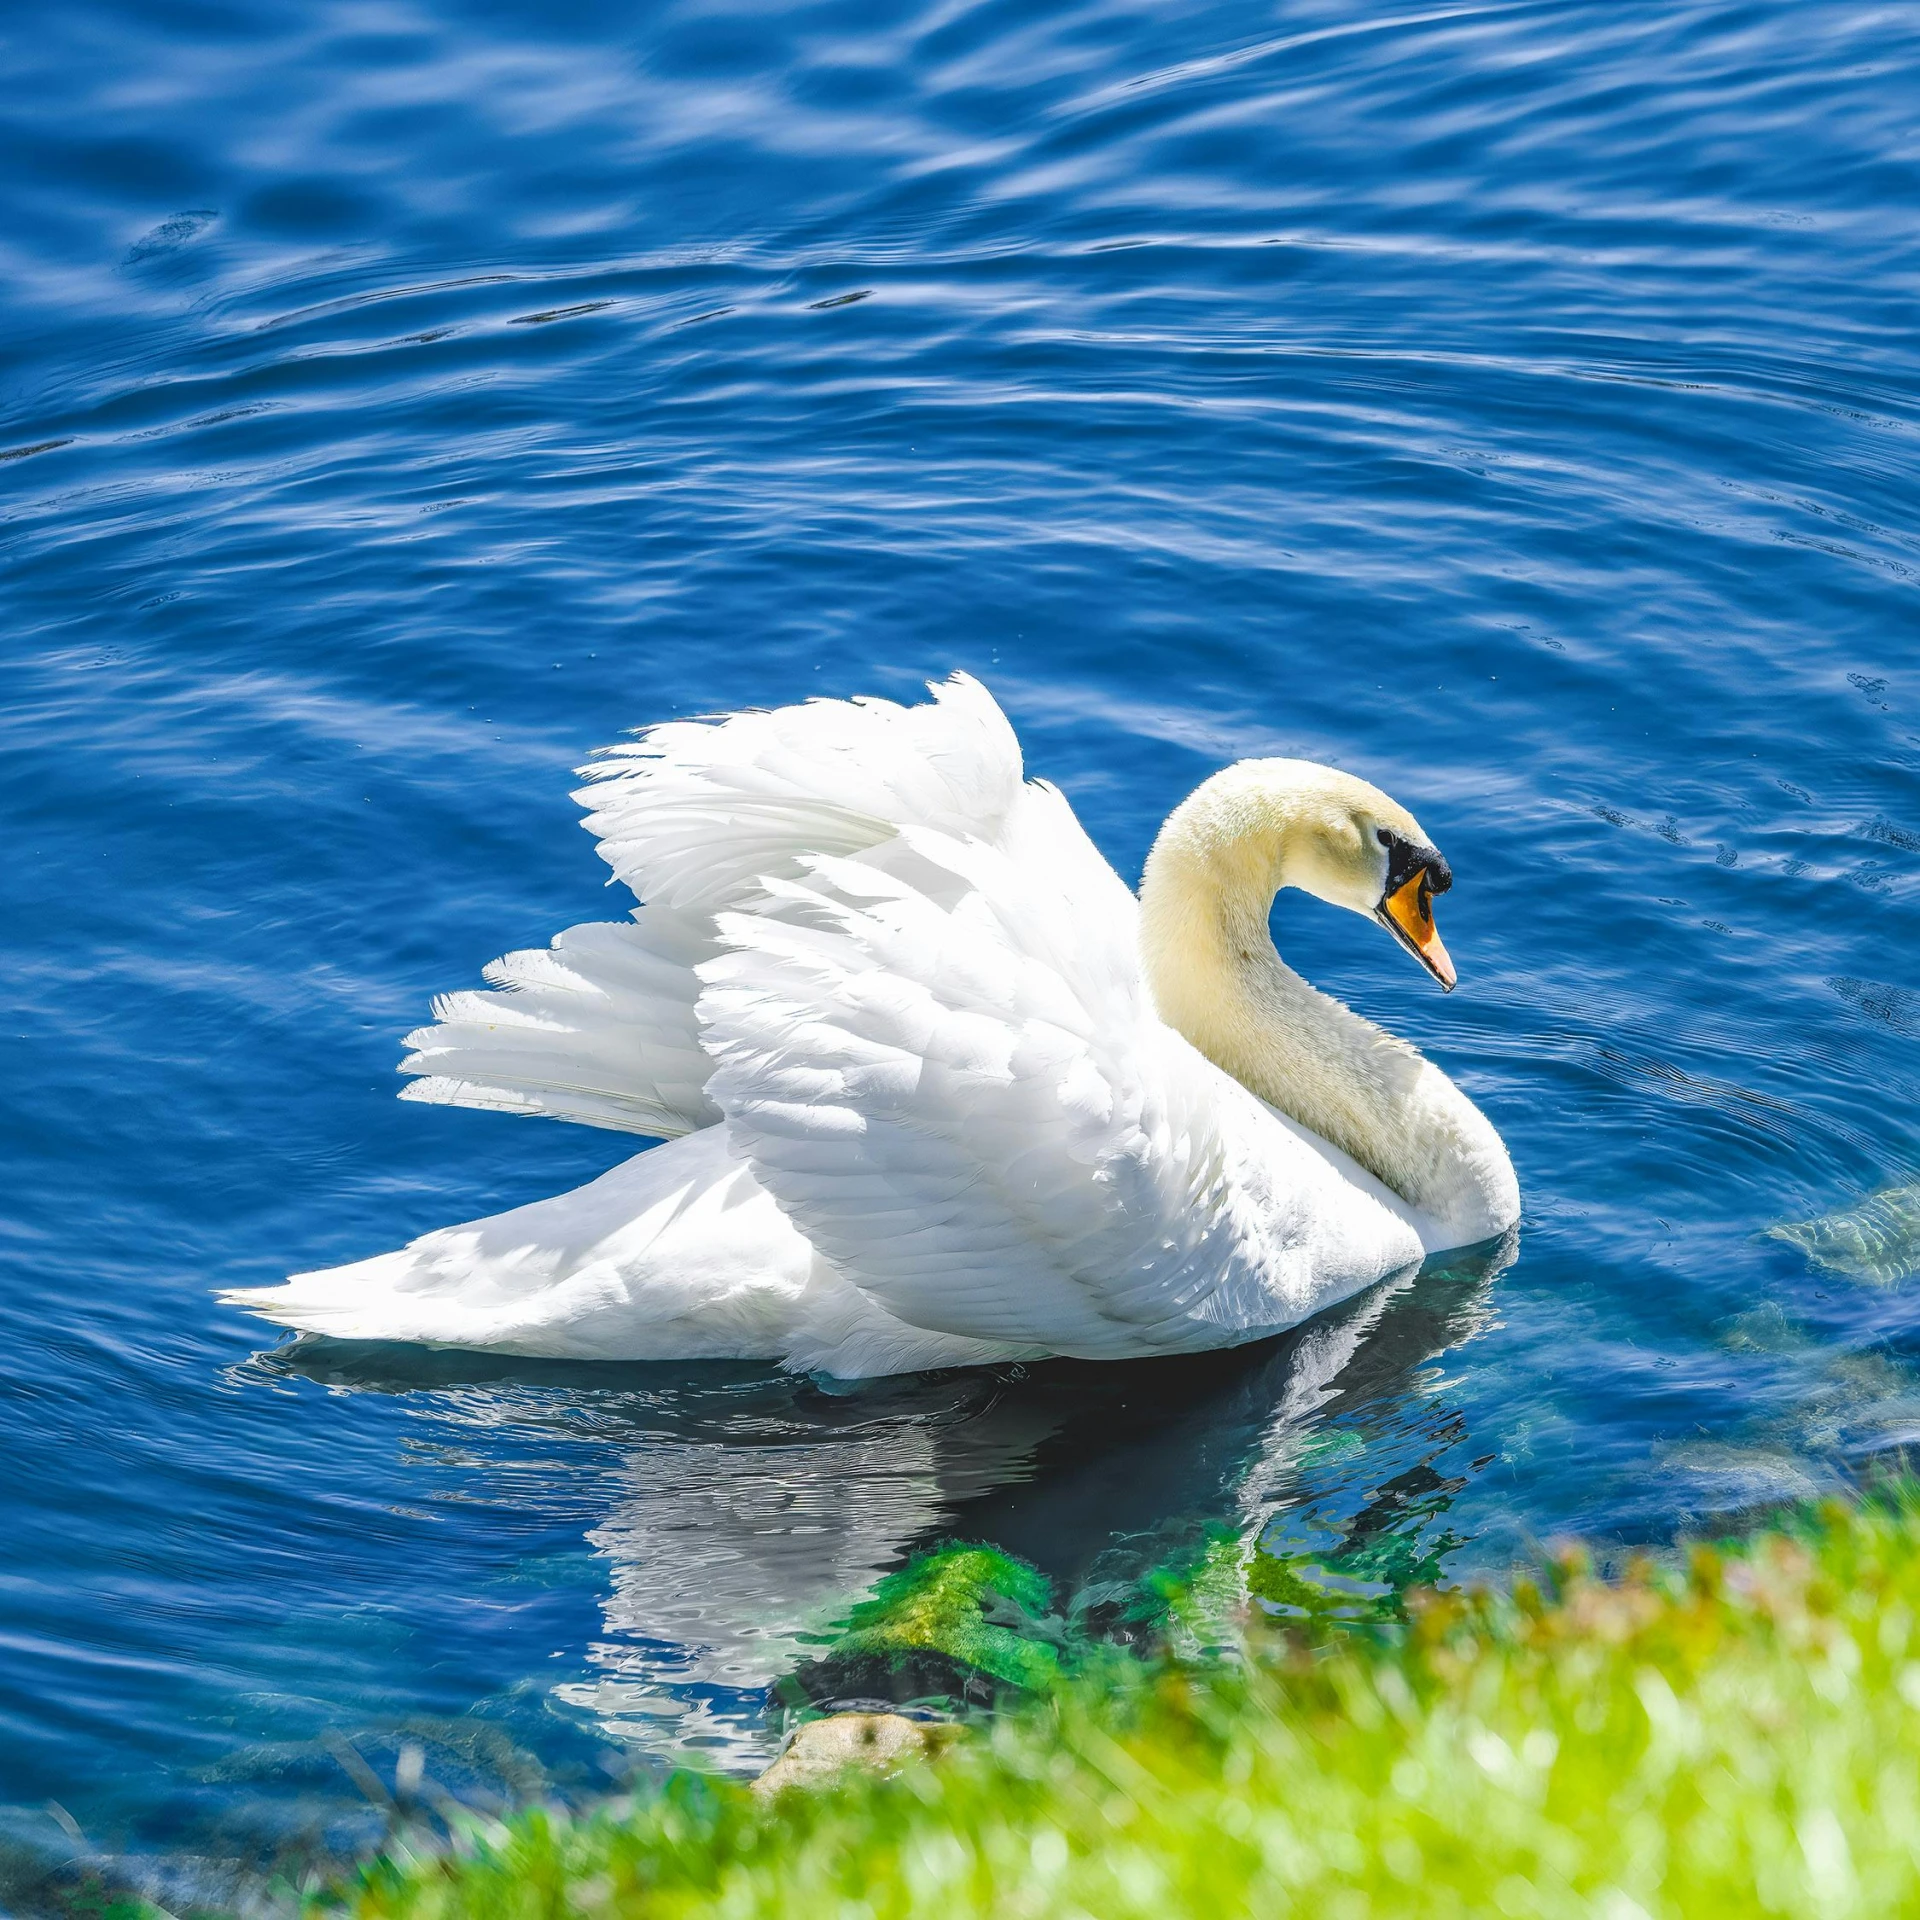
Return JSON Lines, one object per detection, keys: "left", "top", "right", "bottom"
{"left": 1378, "top": 868, "right": 1457, "bottom": 992}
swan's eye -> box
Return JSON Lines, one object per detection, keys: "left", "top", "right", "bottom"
{"left": 1375, "top": 827, "right": 1392, "bottom": 847}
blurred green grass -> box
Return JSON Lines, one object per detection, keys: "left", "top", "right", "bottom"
{"left": 319, "top": 1485, "right": 1920, "bottom": 1919}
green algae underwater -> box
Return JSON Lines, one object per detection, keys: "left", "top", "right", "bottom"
{"left": 260, "top": 1482, "right": 1920, "bottom": 1919}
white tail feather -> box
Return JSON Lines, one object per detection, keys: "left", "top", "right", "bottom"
{"left": 224, "top": 1130, "right": 810, "bottom": 1356}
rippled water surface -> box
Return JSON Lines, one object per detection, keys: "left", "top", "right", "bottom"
{"left": 5, "top": 0, "right": 1919, "bottom": 1900}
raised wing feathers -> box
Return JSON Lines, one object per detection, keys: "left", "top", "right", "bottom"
{"left": 575, "top": 672, "right": 1025, "bottom": 912}
{"left": 399, "top": 914, "right": 717, "bottom": 1138}
{"left": 399, "top": 674, "right": 1027, "bottom": 1139}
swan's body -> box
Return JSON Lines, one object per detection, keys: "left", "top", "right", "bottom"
{"left": 226, "top": 676, "right": 1518, "bottom": 1377}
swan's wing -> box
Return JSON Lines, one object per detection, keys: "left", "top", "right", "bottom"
{"left": 575, "top": 671, "right": 1024, "bottom": 913}
{"left": 399, "top": 913, "right": 716, "bottom": 1138}
{"left": 697, "top": 785, "right": 1425, "bottom": 1362}
{"left": 398, "top": 675, "right": 1026, "bottom": 1138}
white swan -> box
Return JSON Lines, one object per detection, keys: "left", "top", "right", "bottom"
{"left": 225, "top": 675, "right": 1518, "bottom": 1377}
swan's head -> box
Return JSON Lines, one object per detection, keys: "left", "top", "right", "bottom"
{"left": 1268, "top": 763, "right": 1457, "bottom": 991}
{"left": 1141, "top": 758, "right": 1458, "bottom": 990}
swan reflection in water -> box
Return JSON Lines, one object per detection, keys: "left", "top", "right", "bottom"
{"left": 274, "top": 1236, "right": 1513, "bottom": 1769}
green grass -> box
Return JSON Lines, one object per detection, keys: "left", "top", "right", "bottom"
{"left": 329, "top": 1489, "right": 1920, "bottom": 1919}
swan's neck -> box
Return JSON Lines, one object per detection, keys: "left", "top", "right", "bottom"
{"left": 1137, "top": 774, "right": 1515, "bottom": 1245}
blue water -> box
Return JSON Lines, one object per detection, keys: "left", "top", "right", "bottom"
{"left": 5, "top": 0, "right": 1919, "bottom": 1901}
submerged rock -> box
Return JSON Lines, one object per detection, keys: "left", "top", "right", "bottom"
{"left": 752, "top": 1713, "right": 954, "bottom": 1795}
{"left": 1768, "top": 1183, "right": 1920, "bottom": 1287}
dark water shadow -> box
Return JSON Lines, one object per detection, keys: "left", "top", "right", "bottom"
{"left": 252, "top": 1235, "right": 1515, "bottom": 1756}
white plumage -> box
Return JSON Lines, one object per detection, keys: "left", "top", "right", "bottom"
{"left": 226, "top": 674, "right": 1517, "bottom": 1378}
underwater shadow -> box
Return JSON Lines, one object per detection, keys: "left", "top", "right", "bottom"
{"left": 250, "top": 1237, "right": 1515, "bottom": 1755}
